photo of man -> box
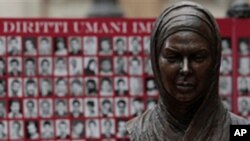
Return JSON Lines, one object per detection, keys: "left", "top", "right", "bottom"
{"left": 71, "top": 120, "right": 85, "bottom": 139}
{"left": 8, "top": 57, "right": 22, "bottom": 76}
{"left": 9, "top": 78, "right": 22, "bottom": 97}
{"left": 24, "top": 78, "right": 38, "bottom": 97}
{"left": 24, "top": 57, "right": 36, "bottom": 76}
{"left": 69, "top": 37, "right": 82, "bottom": 55}
{"left": 23, "top": 37, "right": 37, "bottom": 55}
{"left": 39, "top": 57, "right": 52, "bottom": 76}
{"left": 38, "top": 37, "right": 51, "bottom": 55}
{"left": 8, "top": 100, "right": 23, "bottom": 118}
{"left": 56, "top": 119, "right": 70, "bottom": 139}
{"left": 83, "top": 36, "right": 97, "bottom": 55}
{"left": 24, "top": 99, "right": 37, "bottom": 118}
{"left": 70, "top": 99, "right": 83, "bottom": 118}
{"left": 41, "top": 120, "right": 54, "bottom": 139}
{"left": 8, "top": 36, "right": 21, "bottom": 55}
{"left": 39, "top": 99, "right": 53, "bottom": 118}
{"left": 55, "top": 99, "right": 68, "bottom": 117}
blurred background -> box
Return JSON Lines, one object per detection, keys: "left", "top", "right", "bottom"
{"left": 0, "top": 0, "right": 246, "bottom": 18}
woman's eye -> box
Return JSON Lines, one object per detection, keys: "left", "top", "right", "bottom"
{"left": 165, "top": 56, "right": 179, "bottom": 63}
{"left": 193, "top": 54, "right": 206, "bottom": 62}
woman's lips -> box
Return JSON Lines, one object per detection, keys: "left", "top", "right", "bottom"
{"left": 176, "top": 82, "right": 195, "bottom": 92}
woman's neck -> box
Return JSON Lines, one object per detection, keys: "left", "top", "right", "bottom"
{"left": 163, "top": 95, "right": 204, "bottom": 127}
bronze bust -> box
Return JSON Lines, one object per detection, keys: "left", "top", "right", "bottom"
{"left": 126, "top": 1, "right": 249, "bottom": 141}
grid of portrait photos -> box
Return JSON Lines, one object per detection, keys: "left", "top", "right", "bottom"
{"left": 236, "top": 37, "right": 250, "bottom": 119}
{"left": 0, "top": 32, "right": 160, "bottom": 141}
{"left": 0, "top": 19, "right": 249, "bottom": 141}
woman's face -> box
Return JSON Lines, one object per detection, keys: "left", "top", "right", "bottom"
{"left": 27, "top": 122, "right": 37, "bottom": 134}
{"left": 89, "top": 60, "right": 96, "bottom": 70}
{"left": 158, "top": 31, "right": 212, "bottom": 102}
{"left": 57, "top": 41, "right": 65, "bottom": 50}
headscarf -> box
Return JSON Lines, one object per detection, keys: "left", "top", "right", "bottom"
{"left": 127, "top": 1, "right": 248, "bottom": 141}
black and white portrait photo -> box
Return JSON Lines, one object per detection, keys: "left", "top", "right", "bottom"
{"left": 71, "top": 120, "right": 85, "bottom": 139}
{"left": 99, "top": 37, "right": 112, "bottom": 55}
{"left": 54, "top": 37, "right": 67, "bottom": 55}
{"left": 116, "top": 119, "right": 128, "bottom": 138}
{"left": 83, "top": 36, "right": 97, "bottom": 55}
{"left": 129, "top": 36, "right": 142, "bottom": 55}
{"left": 220, "top": 56, "right": 232, "bottom": 75}
{"left": 0, "top": 101, "right": 6, "bottom": 118}
{"left": 221, "top": 38, "right": 231, "bottom": 55}
{"left": 41, "top": 120, "right": 54, "bottom": 139}
{"left": 8, "top": 57, "right": 22, "bottom": 76}
{"left": 70, "top": 78, "right": 83, "bottom": 96}
{"left": 55, "top": 99, "right": 68, "bottom": 117}
{"left": 69, "top": 37, "right": 82, "bottom": 55}
{"left": 24, "top": 57, "right": 36, "bottom": 76}
{"left": 129, "top": 77, "right": 143, "bottom": 96}
{"left": 100, "top": 98, "right": 114, "bottom": 117}
{"left": 219, "top": 76, "right": 232, "bottom": 96}
{"left": 100, "top": 77, "right": 113, "bottom": 96}
{"left": 39, "top": 99, "right": 53, "bottom": 118}
{"left": 25, "top": 121, "right": 39, "bottom": 140}
{"left": 23, "top": 37, "right": 37, "bottom": 55}
{"left": 115, "top": 98, "right": 128, "bottom": 117}
{"left": 24, "top": 78, "right": 38, "bottom": 97}
{"left": 115, "top": 77, "right": 128, "bottom": 96}
{"left": 38, "top": 37, "right": 51, "bottom": 55}
{"left": 0, "top": 58, "right": 6, "bottom": 76}
{"left": 238, "top": 57, "right": 250, "bottom": 75}
{"left": 24, "top": 99, "right": 37, "bottom": 118}
{"left": 85, "top": 98, "right": 98, "bottom": 117}
{"left": 101, "top": 118, "right": 115, "bottom": 138}
{"left": 0, "top": 37, "right": 6, "bottom": 55}
{"left": 86, "top": 119, "right": 100, "bottom": 138}
{"left": 99, "top": 57, "right": 113, "bottom": 75}
{"left": 238, "top": 38, "right": 249, "bottom": 55}
{"left": 8, "top": 78, "right": 22, "bottom": 97}
{"left": 238, "top": 76, "right": 250, "bottom": 95}
{"left": 114, "top": 57, "right": 127, "bottom": 75}
{"left": 70, "top": 99, "right": 84, "bottom": 118}
{"left": 39, "top": 78, "right": 52, "bottom": 97}
{"left": 0, "top": 121, "right": 7, "bottom": 140}
{"left": 7, "top": 36, "right": 21, "bottom": 55}
{"left": 145, "top": 77, "right": 158, "bottom": 96}
{"left": 0, "top": 79, "right": 6, "bottom": 97}
{"left": 55, "top": 77, "right": 68, "bottom": 97}
{"left": 84, "top": 57, "right": 98, "bottom": 75}
{"left": 85, "top": 77, "right": 98, "bottom": 96}
{"left": 39, "top": 57, "right": 52, "bottom": 76}
{"left": 69, "top": 57, "right": 82, "bottom": 76}
{"left": 9, "top": 120, "right": 23, "bottom": 140}
{"left": 56, "top": 119, "right": 70, "bottom": 139}
{"left": 54, "top": 57, "right": 68, "bottom": 76}
{"left": 144, "top": 57, "right": 153, "bottom": 75}
{"left": 114, "top": 36, "right": 127, "bottom": 55}
{"left": 238, "top": 97, "right": 250, "bottom": 116}
{"left": 129, "top": 57, "right": 143, "bottom": 75}
{"left": 130, "top": 98, "right": 144, "bottom": 117}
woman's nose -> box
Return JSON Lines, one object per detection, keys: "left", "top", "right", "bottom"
{"left": 180, "top": 57, "right": 192, "bottom": 75}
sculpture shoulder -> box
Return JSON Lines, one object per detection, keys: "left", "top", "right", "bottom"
{"left": 230, "top": 112, "right": 250, "bottom": 125}
{"left": 126, "top": 107, "right": 156, "bottom": 138}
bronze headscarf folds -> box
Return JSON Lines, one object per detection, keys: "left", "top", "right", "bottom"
{"left": 126, "top": 1, "right": 249, "bottom": 141}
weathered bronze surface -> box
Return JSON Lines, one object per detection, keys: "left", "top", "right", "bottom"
{"left": 126, "top": 1, "right": 249, "bottom": 141}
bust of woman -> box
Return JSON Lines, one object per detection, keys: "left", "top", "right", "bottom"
{"left": 126, "top": 1, "right": 249, "bottom": 141}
